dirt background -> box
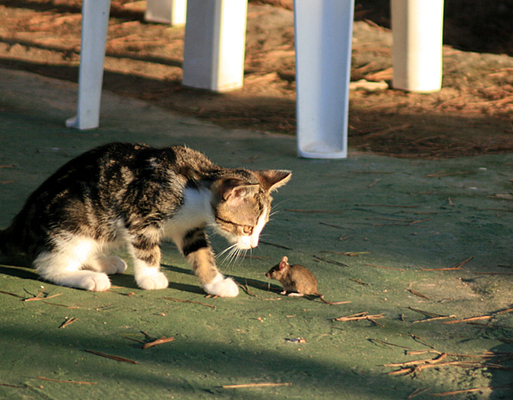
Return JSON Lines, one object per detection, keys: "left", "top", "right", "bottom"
{"left": 0, "top": 0, "right": 512, "bottom": 158}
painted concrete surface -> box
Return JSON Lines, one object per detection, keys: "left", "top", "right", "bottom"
{"left": 1, "top": 68, "right": 513, "bottom": 399}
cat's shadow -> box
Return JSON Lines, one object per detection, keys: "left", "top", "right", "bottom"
{"left": 0, "top": 261, "right": 41, "bottom": 282}
{"left": 160, "top": 263, "right": 282, "bottom": 295}
{"left": 0, "top": 258, "right": 280, "bottom": 295}
{"left": 105, "top": 263, "right": 204, "bottom": 294}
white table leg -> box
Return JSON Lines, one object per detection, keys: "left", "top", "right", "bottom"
{"left": 294, "top": 0, "right": 354, "bottom": 159}
{"left": 391, "top": 0, "right": 444, "bottom": 92}
{"left": 145, "top": 0, "right": 187, "bottom": 25}
{"left": 182, "top": 0, "right": 248, "bottom": 92}
{"left": 66, "top": 0, "right": 111, "bottom": 130}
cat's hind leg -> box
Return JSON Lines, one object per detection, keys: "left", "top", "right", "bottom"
{"left": 33, "top": 237, "right": 111, "bottom": 291}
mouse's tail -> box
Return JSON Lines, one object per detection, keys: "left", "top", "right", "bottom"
{"left": 319, "top": 294, "right": 352, "bottom": 305}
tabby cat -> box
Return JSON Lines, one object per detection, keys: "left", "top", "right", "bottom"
{"left": 0, "top": 143, "right": 291, "bottom": 297}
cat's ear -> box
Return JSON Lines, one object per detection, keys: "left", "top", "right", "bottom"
{"left": 254, "top": 170, "right": 292, "bottom": 192}
{"left": 212, "top": 178, "right": 259, "bottom": 201}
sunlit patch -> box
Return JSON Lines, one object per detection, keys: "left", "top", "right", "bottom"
{"left": 72, "top": 240, "right": 95, "bottom": 262}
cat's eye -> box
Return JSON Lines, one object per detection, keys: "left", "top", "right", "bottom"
{"left": 243, "top": 226, "right": 253, "bottom": 235}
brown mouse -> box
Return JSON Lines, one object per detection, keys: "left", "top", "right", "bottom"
{"left": 265, "top": 256, "right": 350, "bottom": 305}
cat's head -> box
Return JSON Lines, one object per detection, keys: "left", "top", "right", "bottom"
{"left": 211, "top": 170, "right": 291, "bottom": 249}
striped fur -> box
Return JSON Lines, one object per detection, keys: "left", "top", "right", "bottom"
{"left": 0, "top": 143, "right": 291, "bottom": 296}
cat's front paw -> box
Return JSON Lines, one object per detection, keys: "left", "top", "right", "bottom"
{"left": 99, "top": 256, "right": 127, "bottom": 275}
{"left": 82, "top": 272, "right": 111, "bottom": 292}
{"left": 136, "top": 271, "right": 169, "bottom": 290}
{"left": 203, "top": 274, "right": 239, "bottom": 297}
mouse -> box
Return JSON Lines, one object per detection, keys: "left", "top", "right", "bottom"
{"left": 265, "top": 256, "right": 350, "bottom": 305}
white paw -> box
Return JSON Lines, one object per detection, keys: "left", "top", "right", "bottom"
{"left": 136, "top": 271, "right": 169, "bottom": 290}
{"left": 203, "top": 274, "right": 239, "bottom": 297}
{"left": 81, "top": 272, "right": 111, "bottom": 292}
{"left": 99, "top": 256, "right": 127, "bottom": 275}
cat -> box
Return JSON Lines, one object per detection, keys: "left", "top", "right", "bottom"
{"left": 0, "top": 142, "right": 291, "bottom": 297}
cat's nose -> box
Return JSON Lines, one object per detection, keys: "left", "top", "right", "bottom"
{"left": 249, "top": 237, "right": 259, "bottom": 248}
{"left": 239, "top": 236, "right": 259, "bottom": 249}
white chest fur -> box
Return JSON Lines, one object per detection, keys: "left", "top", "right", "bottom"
{"left": 162, "top": 187, "right": 214, "bottom": 247}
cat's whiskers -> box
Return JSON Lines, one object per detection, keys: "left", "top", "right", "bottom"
{"left": 268, "top": 198, "right": 290, "bottom": 221}
{"left": 215, "top": 242, "right": 238, "bottom": 260}
{"left": 217, "top": 242, "right": 248, "bottom": 268}
{"left": 269, "top": 208, "right": 281, "bottom": 218}
{"left": 231, "top": 245, "right": 248, "bottom": 266}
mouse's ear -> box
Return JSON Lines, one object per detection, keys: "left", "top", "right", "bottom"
{"left": 279, "top": 257, "right": 288, "bottom": 270}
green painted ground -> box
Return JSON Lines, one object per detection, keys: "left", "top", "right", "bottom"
{"left": 1, "top": 68, "right": 512, "bottom": 399}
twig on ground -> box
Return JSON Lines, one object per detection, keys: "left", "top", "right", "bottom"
{"left": 356, "top": 203, "right": 420, "bottom": 208}
{"left": 410, "top": 335, "right": 435, "bottom": 349}
{"left": 430, "top": 387, "right": 492, "bottom": 397}
{"left": 443, "top": 315, "right": 492, "bottom": 324}
{"left": 408, "top": 289, "right": 430, "bottom": 300}
{"left": 84, "top": 350, "right": 138, "bottom": 364}
{"left": 407, "top": 387, "right": 431, "bottom": 399}
{"left": 222, "top": 383, "right": 292, "bottom": 389}
{"left": 421, "top": 256, "right": 473, "bottom": 271}
{"left": 363, "top": 263, "right": 405, "bottom": 271}
{"left": 414, "top": 315, "right": 456, "bottom": 323}
{"left": 236, "top": 281, "right": 257, "bottom": 297}
{"left": 339, "top": 235, "right": 354, "bottom": 241}
{"left": 36, "top": 376, "right": 96, "bottom": 385}
{"left": 368, "top": 178, "right": 381, "bottom": 188}
{"left": 162, "top": 296, "right": 216, "bottom": 309}
{"left": 370, "top": 338, "right": 411, "bottom": 350}
{"left": 388, "top": 350, "right": 513, "bottom": 381}
{"left": 475, "top": 272, "right": 513, "bottom": 275}
{"left": 123, "top": 336, "right": 145, "bottom": 344}
{"left": 0, "top": 382, "right": 27, "bottom": 388}
{"left": 362, "top": 123, "right": 410, "bottom": 139}
{"left": 321, "top": 250, "right": 371, "bottom": 257}
{"left": 313, "top": 255, "right": 349, "bottom": 267}
{"left": 58, "top": 317, "right": 78, "bottom": 329}
{"left": 25, "top": 293, "right": 63, "bottom": 302}
{"left": 0, "top": 290, "right": 24, "bottom": 298}
{"left": 319, "top": 222, "right": 344, "bottom": 229}
{"left": 385, "top": 353, "right": 448, "bottom": 369}
{"left": 443, "top": 307, "right": 513, "bottom": 325}
{"left": 409, "top": 307, "right": 457, "bottom": 323}
{"left": 350, "top": 279, "right": 369, "bottom": 286}
{"left": 426, "top": 171, "right": 472, "bottom": 178}
{"left": 333, "top": 312, "right": 385, "bottom": 326}
{"left": 40, "top": 301, "right": 79, "bottom": 309}
{"left": 142, "top": 337, "right": 175, "bottom": 350}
